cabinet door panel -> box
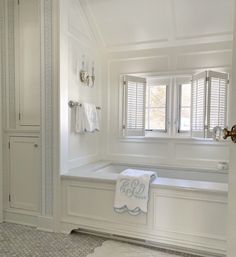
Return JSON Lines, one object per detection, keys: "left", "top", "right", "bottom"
{"left": 16, "top": 0, "right": 40, "bottom": 126}
{"left": 9, "top": 137, "right": 40, "bottom": 212}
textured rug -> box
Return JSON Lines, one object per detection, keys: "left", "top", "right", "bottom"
{"left": 87, "top": 240, "right": 199, "bottom": 257}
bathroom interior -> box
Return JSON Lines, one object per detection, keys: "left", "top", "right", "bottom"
{"left": 1, "top": 0, "right": 236, "bottom": 256}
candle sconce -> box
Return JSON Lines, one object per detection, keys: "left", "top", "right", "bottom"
{"left": 80, "top": 57, "right": 95, "bottom": 88}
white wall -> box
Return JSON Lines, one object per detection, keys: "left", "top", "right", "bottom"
{"left": 60, "top": 0, "right": 104, "bottom": 173}
{"left": 105, "top": 42, "right": 232, "bottom": 170}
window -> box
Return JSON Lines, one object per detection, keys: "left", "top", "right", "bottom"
{"left": 122, "top": 71, "right": 228, "bottom": 139}
{"left": 178, "top": 83, "right": 191, "bottom": 132}
{"left": 145, "top": 84, "right": 167, "bottom": 132}
{"left": 122, "top": 75, "right": 146, "bottom": 137}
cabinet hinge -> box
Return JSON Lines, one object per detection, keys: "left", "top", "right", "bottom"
{"left": 122, "top": 125, "right": 126, "bottom": 129}
{"left": 19, "top": 113, "right": 21, "bottom": 120}
{"left": 206, "top": 77, "right": 210, "bottom": 82}
{"left": 8, "top": 141, "right": 10, "bottom": 149}
{"left": 123, "top": 81, "right": 127, "bottom": 86}
{"left": 18, "top": 0, "right": 20, "bottom": 5}
{"left": 9, "top": 194, "right": 11, "bottom": 202}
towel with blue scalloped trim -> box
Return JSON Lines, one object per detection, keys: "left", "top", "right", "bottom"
{"left": 114, "top": 169, "right": 156, "bottom": 215}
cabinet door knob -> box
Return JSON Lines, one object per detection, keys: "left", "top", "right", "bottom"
{"left": 34, "top": 144, "right": 38, "bottom": 148}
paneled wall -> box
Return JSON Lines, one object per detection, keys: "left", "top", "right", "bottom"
{"left": 104, "top": 42, "right": 232, "bottom": 170}
{"left": 60, "top": 0, "right": 104, "bottom": 173}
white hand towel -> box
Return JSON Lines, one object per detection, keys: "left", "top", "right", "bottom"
{"left": 83, "top": 103, "right": 100, "bottom": 132}
{"left": 114, "top": 169, "right": 156, "bottom": 215}
{"left": 75, "top": 105, "right": 85, "bottom": 133}
{"left": 75, "top": 103, "right": 100, "bottom": 133}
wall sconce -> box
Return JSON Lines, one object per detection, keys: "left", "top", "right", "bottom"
{"left": 80, "top": 57, "right": 95, "bottom": 88}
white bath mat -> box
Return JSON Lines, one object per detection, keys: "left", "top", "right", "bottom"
{"left": 87, "top": 240, "right": 187, "bottom": 257}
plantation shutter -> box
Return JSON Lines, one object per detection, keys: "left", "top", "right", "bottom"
{"left": 191, "top": 70, "right": 229, "bottom": 138}
{"left": 191, "top": 71, "right": 207, "bottom": 138}
{"left": 207, "top": 71, "right": 228, "bottom": 136}
{"left": 123, "top": 75, "right": 146, "bottom": 136}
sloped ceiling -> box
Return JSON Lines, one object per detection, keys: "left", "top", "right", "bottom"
{"left": 80, "top": 0, "right": 234, "bottom": 51}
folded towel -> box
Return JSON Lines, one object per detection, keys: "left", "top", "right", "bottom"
{"left": 75, "top": 103, "right": 100, "bottom": 133}
{"left": 114, "top": 169, "right": 157, "bottom": 215}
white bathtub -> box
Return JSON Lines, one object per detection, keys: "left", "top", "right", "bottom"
{"left": 61, "top": 161, "right": 228, "bottom": 257}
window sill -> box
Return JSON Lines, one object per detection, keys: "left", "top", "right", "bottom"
{"left": 118, "top": 136, "right": 230, "bottom": 145}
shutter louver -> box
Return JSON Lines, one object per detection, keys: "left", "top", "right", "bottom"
{"left": 191, "top": 70, "right": 228, "bottom": 138}
{"left": 123, "top": 75, "right": 146, "bottom": 136}
{"left": 208, "top": 71, "right": 228, "bottom": 135}
{"left": 191, "top": 71, "right": 207, "bottom": 138}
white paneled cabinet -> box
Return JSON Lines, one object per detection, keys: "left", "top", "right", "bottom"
{"left": 9, "top": 137, "right": 40, "bottom": 213}
{"left": 15, "top": 0, "right": 40, "bottom": 127}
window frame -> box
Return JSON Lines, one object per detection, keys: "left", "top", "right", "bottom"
{"left": 177, "top": 82, "right": 192, "bottom": 134}
{"left": 145, "top": 83, "right": 168, "bottom": 133}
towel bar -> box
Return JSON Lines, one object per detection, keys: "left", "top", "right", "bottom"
{"left": 68, "top": 100, "right": 101, "bottom": 110}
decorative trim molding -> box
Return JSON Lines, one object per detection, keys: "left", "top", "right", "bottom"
{"left": 0, "top": 0, "right": 5, "bottom": 223}
{"left": 3, "top": 209, "right": 38, "bottom": 227}
{"left": 68, "top": 154, "right": 100, "bottom": 170}
{"left": 40, "top": 0, "right": 53, "bottom": 217}
{"left": 105, "top": 35, "right": 233, "bottom": 53}
{"left": 60, "top": 220, "right": 226, "bottom": 257}
{"left": 79, "top": 0, "right": 106, "bottom": 49}
{"left": 37, "top": 215, "right": 54, "bottom": 232}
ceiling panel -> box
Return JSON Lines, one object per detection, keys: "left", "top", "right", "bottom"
{"left": 84, "top": 0, "right": 234, "bottom": 50}
{"left": 87, "top": 0, "right": 172, "bottom": 47}
{"left": 174, "top": 0, "right": 234, "bottom": 39}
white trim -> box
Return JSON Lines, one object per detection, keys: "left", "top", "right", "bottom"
{"left": 106, "top": 35, "right": 233, "bottom": 53}
{"left": 41, "top": 0, "right": 54, "bottom": 218}
{"left": 0, "top": 0, "right": 4, "bottom": 223}
{"left": 4, "top": 209, "right": 38, "bottom": 227}
{"left": 37, "top": 215, "right": 54, "bottom": 232}
{"left": 79, "top": 0, "right": 107, "bottom": 49}
{"left": 52, "top": 0, "right": 61, "bottom": 232}
{"left": 68, "top": 154, "right": 100, "bottom": 170}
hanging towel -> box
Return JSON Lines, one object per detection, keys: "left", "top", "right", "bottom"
{"left": 114, "top": 169, "right": 157, "bottom": 215}
{"left": 83, "top": 103, "right": 100, "bottom": 132}
{"left": 75, "top": 103, "right": 100, "bottom": 133}
{"left": 75, "top": 104, "right": 85, "bottom": 133}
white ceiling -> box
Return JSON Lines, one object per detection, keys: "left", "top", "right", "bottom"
{"left": 80, "top": 0, "right": 234, "bottom": 51}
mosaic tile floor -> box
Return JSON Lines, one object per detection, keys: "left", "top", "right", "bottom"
{"left": 0, "top": 223, "right": 201, "bottom": 257}
{"left": 0, "top": 223, "right": 104, "bottom": 257}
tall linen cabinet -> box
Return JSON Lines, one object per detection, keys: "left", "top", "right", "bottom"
{"left": 3, "top": 0, "right": 41, "bottom": 224}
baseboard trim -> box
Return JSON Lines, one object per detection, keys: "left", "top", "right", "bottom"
{"left": 37, "top": 215, "right": 54, "bottom": 232}
{"left": 60, "top": 220, "right": 226, "bottom": 257}
{"left": 4, "top": 209, "right": 38, "bottom": 227}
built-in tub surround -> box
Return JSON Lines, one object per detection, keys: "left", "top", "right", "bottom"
{"left": 61, "top": 162, "right": 228, "bottom": 257}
